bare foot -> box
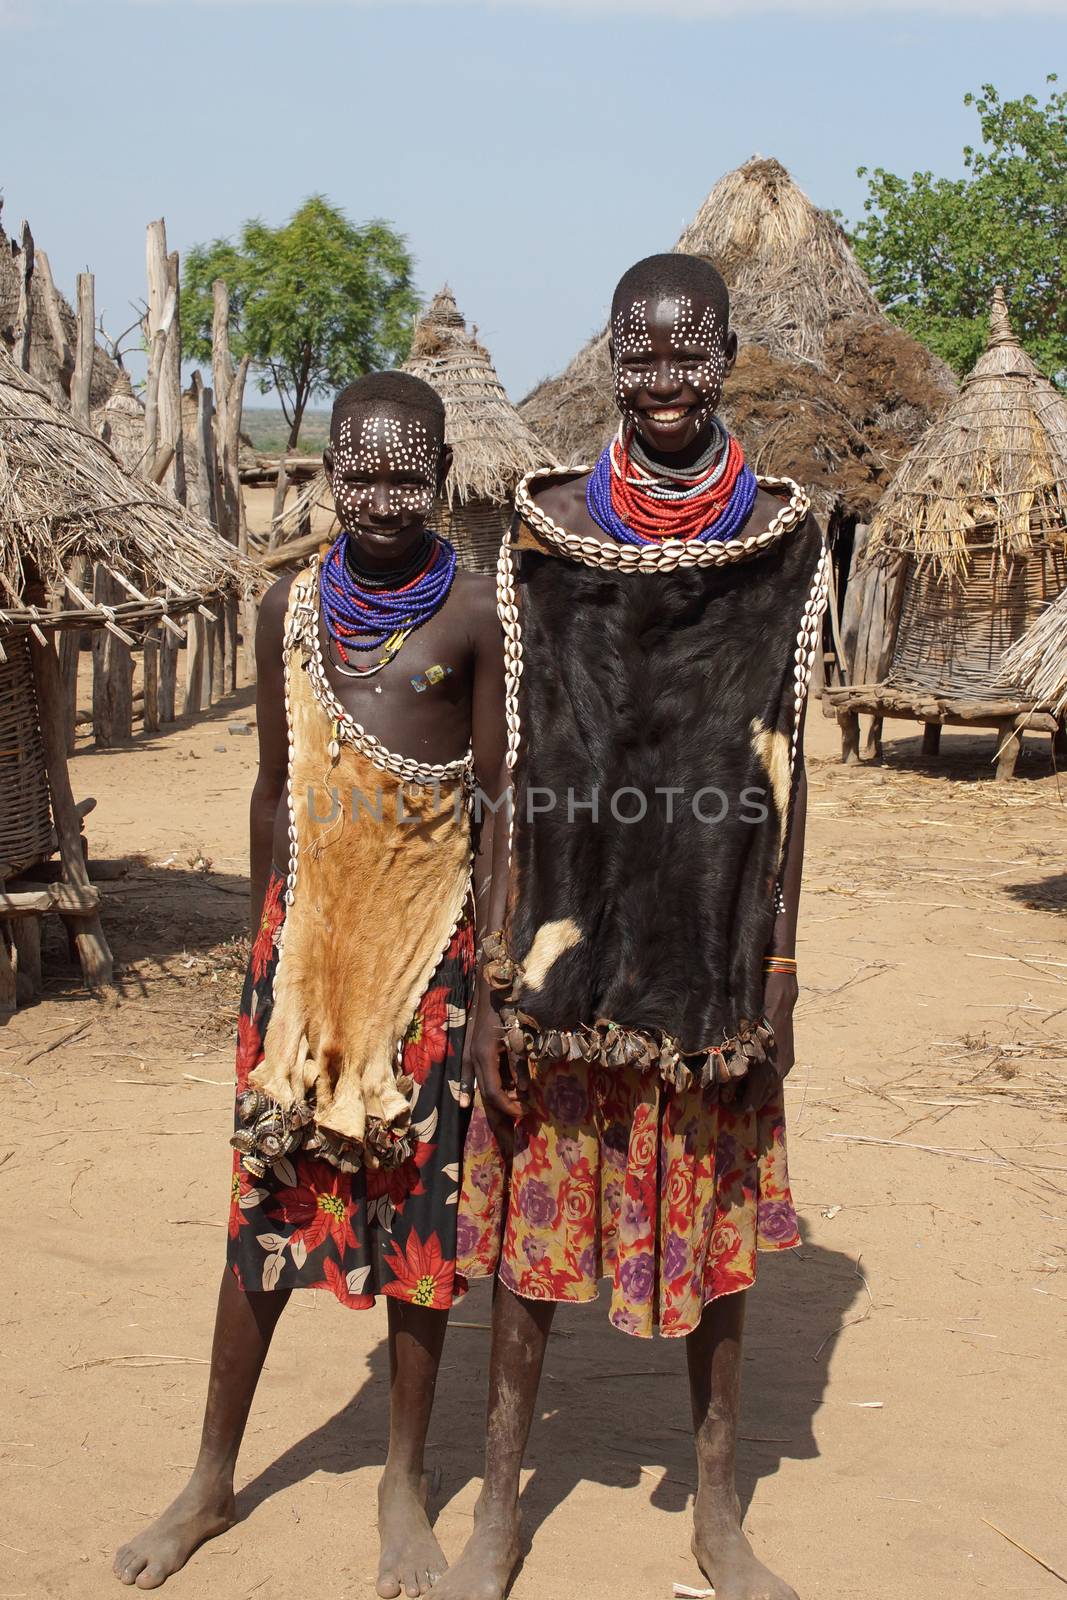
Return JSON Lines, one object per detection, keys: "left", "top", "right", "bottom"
{"left": 430, "top": 1506, "right": 520, "bottom": 1600}
{"left": 113, "top": 1478, "right": 235, "bottom": 1589}
{"left": 692, "top": 1490, "right": 798, "bottom": 1600}
{"left": 377, "top": 1471, "right": 447, "bottom": 1598}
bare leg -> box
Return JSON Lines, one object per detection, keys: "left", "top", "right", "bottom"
{"left": 432, "top": 1285, "right": 553, "bottom": 1599}
{"left": 113, "top": 1269, "right": 289, "bottom": 1589}
{"left": 688, "top": 1291, "right": 798, "bottom": 1600}
{"left": 377, "top": 1299, "right": 450, "bottom": 1599}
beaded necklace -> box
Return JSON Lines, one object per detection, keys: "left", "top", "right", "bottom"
{"left": 320, "top": 529, "right": 457, "bottom": 678}
{"left": 586, "top": 419, "right": 758, "bottom": 546}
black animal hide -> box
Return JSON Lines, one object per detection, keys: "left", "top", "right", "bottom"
{"left": 506, "top": 511, "right": 825, "bottom": 1060}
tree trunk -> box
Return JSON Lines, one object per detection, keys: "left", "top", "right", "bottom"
{"left": 71, "top": 272, "right": 95, "bottom": 424}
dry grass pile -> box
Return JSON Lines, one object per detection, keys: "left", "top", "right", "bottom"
{"left": 520, "top": 157, "right": 954, "bottom": 519}
{"left": 0, "top": 349, "right": 262, "bottom": 640}
{"left": 1000, "top": 583, "right": 1067, "bottom": 715}
{"left": 867, "top": 289, "right": 1067, "bottom": 575}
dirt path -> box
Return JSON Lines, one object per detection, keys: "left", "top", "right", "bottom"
{"left": 3, "top": 701, "right": 1065, "bottom": 1599}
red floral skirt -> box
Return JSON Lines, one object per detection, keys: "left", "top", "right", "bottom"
{"left": 457, "top": 1059, "right": 799, "bottom": 1339}
{"left": 227, "top": 869, "right": 475, "bottom": 1310}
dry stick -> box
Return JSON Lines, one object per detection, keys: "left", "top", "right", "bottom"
{"left": 21, "top": 1020, "right": 89, "bottom": 1067}
{"left": 14, "top": 219, "right": 34, "bottom": 372}
{"left": 821, "top": 1134, "right": 1067, "bottom": 1172}
{"left": 70, "top": 272, "right": 95, "bottom": 425}
{"left": 34, "top": 248, "right": 74, "bottom": 398}
{"left": 813, "top": 1255, "right": 873, "bottom": 1361}
{"left": 982, "top": 1519, "right": 1067, "bottom": 1586}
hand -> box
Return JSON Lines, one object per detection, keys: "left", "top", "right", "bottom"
{"left": 465, "top": 1001, "right": 524, "bottom": 1154}
{"left": 732, "top": 969, "right": 798, "bottom": 1114}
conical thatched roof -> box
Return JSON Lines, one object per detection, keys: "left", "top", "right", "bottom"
{"left": 92, "top": 370, "right": 146, "bottom": 474}
{"left": 272, "top": 286, "right": 554, "bottom": 544}
{"left": 866, "top": 288, "right": 1067, "bottom": 574}
{"left": 0, "top": 219, "right": 120, "bottom": 409}
{"left": 519, "top": 156, "right": 955, "bottom": 520}
{"left": 675, "top": 156, "right": 880, "bottom": 365}
{"left": 1000, "top": 583, "right": 1067, "bottom": 715}
{"left": 0, "top": 349, "right": 261, "bottom": 640}
{"left": 405, "top": 286, "right": 553, "bottom": 506}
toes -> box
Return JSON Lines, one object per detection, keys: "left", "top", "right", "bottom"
{"left": 114, "top": 1551, "right": 147, "bottom": 1586}
{"left": 134, "top": 1566, "right": 169, "bottom": 1591}
{"left": 376, "top": 1574, "right": 402, "bottom": 1600}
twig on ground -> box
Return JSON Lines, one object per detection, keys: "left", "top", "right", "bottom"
{"left": 813, "top": 1255, "right": 873, "bottom": 1360}
{"left": 982, "top": 1518, "right": 1067, "bottom": 1585}
{"left": 22, "top": 1023, "right": 89, "bottom": 1066}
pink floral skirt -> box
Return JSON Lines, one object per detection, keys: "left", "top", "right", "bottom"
{"left": 457, "top": 1059, "right": 799, "bottom": 1339}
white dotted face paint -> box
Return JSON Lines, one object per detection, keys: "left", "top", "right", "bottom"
{"left": 611, "top": 294, "right": 727, "bottom": 427}
{"left": 331, "top": 410, "right": 440, "bottom": 529}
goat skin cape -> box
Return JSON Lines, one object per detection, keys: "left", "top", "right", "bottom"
{"left": 243, "top": 568, "right": 472, "bottom": 1170}
{"left": 495, "top": 479, "right": 828, "bottom": 1090}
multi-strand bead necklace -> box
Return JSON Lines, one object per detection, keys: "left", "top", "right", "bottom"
{"left": 320, "top": 528, "right": 457, "bottom": 677}
{"left": 586, "top": 416, "right": 758, "bottom": 546}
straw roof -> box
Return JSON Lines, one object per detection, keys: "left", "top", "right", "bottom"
{"left": 866, "top": 288, "right": 1067, "bottom": 574}
{"left": 0, "top": 219, "right": 120, "bottom": 409}
{"left": 519, "top": 157, "right": 955, "bottom": 521}
{"left": 92, "top": 370, "right": 146, "bottom": 474}
{"left": 273, "top": 286, "right": 554, "bottom": 542}
{"left": 406, "top": 286, "right": 553, "bottom": 505}
{"left": 1000, "top": 584, "right": 1067, "bottom": 715}
{"left": 0, "top": 348, "right": 261, "bottom": 640}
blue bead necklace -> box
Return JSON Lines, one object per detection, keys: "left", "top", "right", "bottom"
{"left": 586, "top": 421, "right": 758, "bottom": 548}
{"left": 320, "top": 530, "right": 457, "bottom": 678}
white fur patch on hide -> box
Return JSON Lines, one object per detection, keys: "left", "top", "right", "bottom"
{"left": 750, "top": 717, "right": 791, "bottom": 860}
{"left": 523, "top": 918, "right": 582, "bottom": 992}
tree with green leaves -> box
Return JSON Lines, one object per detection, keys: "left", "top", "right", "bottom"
{"left": 852, "top": 78, "right": 1066, "bottom": 383}
{"left": 182, "top": 195, "right": 419, "bottom": 459}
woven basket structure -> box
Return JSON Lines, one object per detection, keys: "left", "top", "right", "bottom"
{"left": 438, "top": 498, "right": 509, "bottom": 575}
{"left": 0, "top": 636, "right": 53, "bottom": 879}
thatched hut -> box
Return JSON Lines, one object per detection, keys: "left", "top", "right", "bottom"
{"left": 826, "top": 289, "right": 1067, "bottom": 778}
{"left": 92, "top": 370, "right": 146, "bottom": 473}
{"left": 519, "top": 157, "right": 954, "bottom": 530}
{"left": 0, "top": 349, "right": 258, "bottom": 1007}
{"left": 272, "top": 286, "right": 553, "bottom": 574}
{"left": 405, "top": 286, "right": 553, "bottom": 570}
{"left": 1, "top": 215, "right": 120, "bottom": 408}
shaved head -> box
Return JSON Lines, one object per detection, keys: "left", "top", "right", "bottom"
{"left": 611, "top": 252, "right": 730, "bottom": 332}
{"left": 331, "top": 370, "right": 446, "bottom": 444}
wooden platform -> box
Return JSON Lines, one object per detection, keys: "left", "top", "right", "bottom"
{"left": 825, "top": 682, "right": 1064, "bottom": 779}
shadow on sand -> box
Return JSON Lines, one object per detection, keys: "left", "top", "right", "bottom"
{"left": 232, "top": 1222, "right": 862, "bottom": 1562}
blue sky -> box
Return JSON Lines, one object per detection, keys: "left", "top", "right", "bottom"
{"left": 1, "top": 0, "right": 1063, "bottom": 404}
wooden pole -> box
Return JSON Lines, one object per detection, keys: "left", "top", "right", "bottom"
{"left": 211, "top": 278, "right": 254, "bottom": 684}
{"left": 70, "top": 272, "right": 95, "bottom": 425}
{"left": 145, "top": 221, "right": 186, "bottom": 504}
{"left": 58, "top": 553, "right": 87, "bottom": 753}
{"left": 90, "top": 567, "right": 133, "bottom": 746}
{"left": 27, "top": 634, "right": 114, "bottom": 991}
{"left": 34, "top": 248, "right": 74, "bottom": 401}
{"left": 14, "top": 220, "right": 34, "bottom": 373}
{"left": 142, "top": 626, "right": 160, "bottom": 732}
{"left": 159, "top": 626, "right": 178, "bottom": 723}
{"left": 184, "top": 613, "right": 205, "bottom": 715}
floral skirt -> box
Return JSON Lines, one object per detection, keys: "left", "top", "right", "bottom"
{"left": 457, "top": 1059, "right": 799, "bottom": 1339}
{"left": 227, "top": 869, "right": 475, "bottom": 1310}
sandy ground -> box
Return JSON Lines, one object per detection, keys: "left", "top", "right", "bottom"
{"left": 3, "top": 688, "right": 1066, "bottom": 1600}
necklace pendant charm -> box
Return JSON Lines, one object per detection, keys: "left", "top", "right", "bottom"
{"left": 328, "top": 718, "right": 341, "bottom": 763}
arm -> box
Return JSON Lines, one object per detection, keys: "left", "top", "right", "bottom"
{"left": 737, "top": 717, "right": 807, "bottom": 1112}
{"left": 248, "top": 576, "right": 294, "bottom": 936}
